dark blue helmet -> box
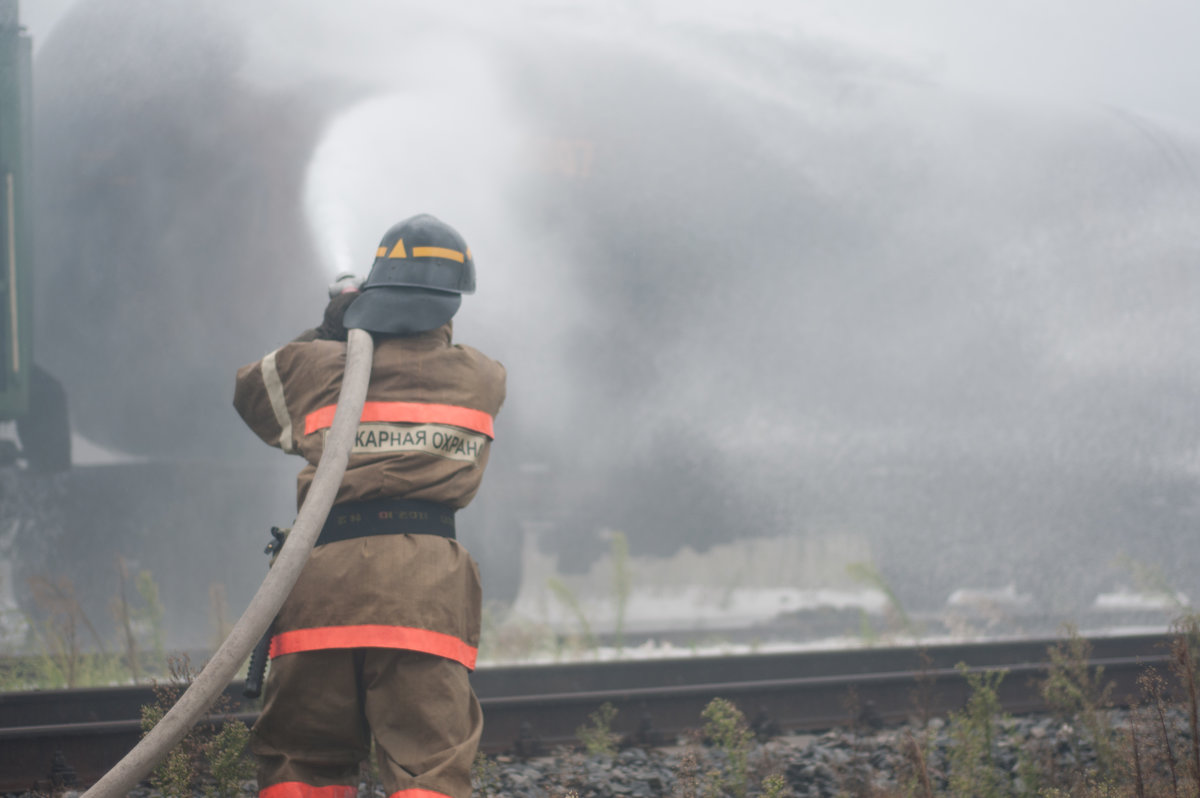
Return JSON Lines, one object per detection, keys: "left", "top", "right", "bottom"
{"left": 343, "top": 214, "right": 475, "bottom": 335}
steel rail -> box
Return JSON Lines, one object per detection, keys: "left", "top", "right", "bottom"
{"left": 479, "top": 654, "right": 1167, "bottom": 755}
{"left": 0, "top": 632, "right": 1176, "bottom": 792}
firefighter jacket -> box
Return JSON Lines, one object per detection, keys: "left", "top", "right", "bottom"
{"left": 233, "top": 322, "right": 506, "bottom": 669}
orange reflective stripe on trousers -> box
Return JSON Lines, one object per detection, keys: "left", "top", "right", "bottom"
{"left": 269, "top": 624, "right": 478, "bottom": 670}
{"left": 260, "top": 784, "right": 455, "bottom": 798}
{"left": 388, "top": 790, "right": 457, "bottom": 798}
{"left": 259, "top": 782, "right": 357, "bottom": 798}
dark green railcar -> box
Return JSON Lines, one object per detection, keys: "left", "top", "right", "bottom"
{"left": 0, "top": 0, "right": 68, "bottom": 472}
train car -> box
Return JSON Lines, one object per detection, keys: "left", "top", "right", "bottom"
{"left": 0, "top": 0, "right": 68, "bottom": 473}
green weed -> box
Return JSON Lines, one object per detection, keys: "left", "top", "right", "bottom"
{"left": 113, "top": 557, "right": 142, "bottom": 682}
{"left": 209, "top": 582, "right": 232, "bottom": 651}
{"left": 702, "top": 697, "right": 754, "bottom": 798}
{"left": 25, "top": 574, "right": 137, "bottom": 688}
{"left": 846, "top": 561, "right": 918, "bottom": 640}
{"left": 946, "top": 664, "right": 1006, "bottom": 798}
{"left": 674, "top": 750, "right": 701, "bottom": 798}
{"left": 1169, "top": 613, "right": 1200, "bottom": 791}
{"left": 1113, "top": 555, "right": 1190, "bottom": 611}
{"left": 204, "top": 715, "right": 253, "bottom": 798}
{"left": 1132, "top": 664, "right": 1190, "bottom": 797}
{"left": 1041, "top": 625, "right": 1118, "bottom": 778}
{"left": 760, "top": 772, "right": 789, "bottom": 798}
{"left": 577, "top": 701, "right": 620, "bottom": 758}
{"left": 15, "top": 566, "right": 172, "bottom": 689}
{"left": 548, "top": 576, "right": 598, "bottom": 654}
{"left": 136, "top": 568, "right": 167, "bottom": 665}
{"left": 139, "top": 656, "right": 252, "bottom": 798}
{"left": 898, "top": 730, "right": 935, "bottom": 798}
{"left": 609, "top": 530, "right": 632, "bottom": 654}
{"left": 141, "top": 686, "right": 196, "bottom": 798}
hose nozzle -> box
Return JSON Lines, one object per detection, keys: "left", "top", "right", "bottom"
{"left": 328, "top": 272, "right": 364, "bottom": 298}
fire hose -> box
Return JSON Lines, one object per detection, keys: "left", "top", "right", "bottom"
{"left": 82, "top": 326, "right": 375, "bottom": 798}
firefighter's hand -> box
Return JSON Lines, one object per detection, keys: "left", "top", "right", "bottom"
{"left": 311, "top": 291, "right": 361, "bottom": 341}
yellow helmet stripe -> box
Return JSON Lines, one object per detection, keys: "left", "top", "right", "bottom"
{"left": 376, "top": 246, "right": 388, "bottom": 257}
{"left": 413, "top": 246, "right": 465, "bottom": 263}
{"left": 388, "top": 239, "right": 408, "bottom": 258}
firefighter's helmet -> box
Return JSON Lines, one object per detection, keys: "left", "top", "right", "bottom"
{"left": 343, "top": 214, "right": 475, "bottom": 335}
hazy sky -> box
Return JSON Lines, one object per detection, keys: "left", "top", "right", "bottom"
{"left": 23, "top": 0, "right": 1200, "bottom": 132}
{"left": 778, "top": 0, "right": 1200, "bottom": 130}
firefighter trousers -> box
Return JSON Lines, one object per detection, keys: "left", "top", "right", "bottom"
{"left": 250, "top": 647, "right": 483, "bottom": 798}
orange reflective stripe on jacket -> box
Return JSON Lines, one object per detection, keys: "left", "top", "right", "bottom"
{"left": 269, "top": 624, "right": 478, "bottom": 670}
{"left": 304, "top": 401, "right": 495, "bottom": 439}
{"left": 259, "top": 782, "right": 357, "bottom": 798}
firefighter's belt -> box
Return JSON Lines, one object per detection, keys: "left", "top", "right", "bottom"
{"left": 317, "top": 498, "right": 457, "bottom": 546}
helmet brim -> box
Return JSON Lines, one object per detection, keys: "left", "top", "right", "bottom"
{"left": 343, "top": 287, "right": 462, "bottom": 335}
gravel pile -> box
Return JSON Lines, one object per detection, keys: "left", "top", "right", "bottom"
{"left": 12, "top": 707, "right": 1180, "bottom": 798}
{"left": 473, "top": 711, "right": 1132, "bottom": 798}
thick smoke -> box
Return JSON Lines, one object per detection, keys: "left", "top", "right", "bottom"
{"left": 19, "top": 0, "right": 1200, "bottom": 646}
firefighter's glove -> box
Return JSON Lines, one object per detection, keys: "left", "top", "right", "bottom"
{"left": 311, "top": 291, "right": 361, "bottom": 341}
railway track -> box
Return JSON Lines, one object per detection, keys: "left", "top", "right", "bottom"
{"left": 0, "top": 632, "right": 1173, "bottom": 793}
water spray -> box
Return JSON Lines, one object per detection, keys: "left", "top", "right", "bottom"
{"left": 81, "top": 326, "right": 375, "bottom": 798}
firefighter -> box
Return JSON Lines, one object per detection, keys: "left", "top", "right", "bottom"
{"left": 233, "top": 214, "right": 506, "bottom": 798}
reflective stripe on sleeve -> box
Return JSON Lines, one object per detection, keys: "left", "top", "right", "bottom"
{"left": 261, "top": 349, "right": 296, "bottom": 454}
{"left": 269, "top": 624, "right": 478, "bottom": 670}
{"left": 259, "top": 783, "right": 357, "bottom": 798}
{"left": 304, "top": 401, "right": 494, "bottom": 439}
